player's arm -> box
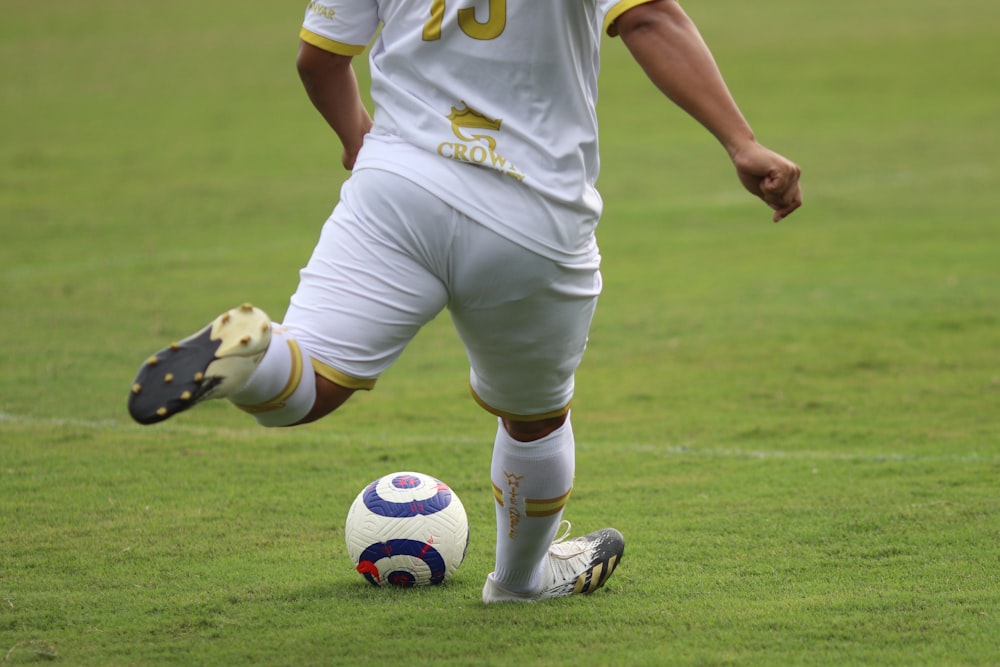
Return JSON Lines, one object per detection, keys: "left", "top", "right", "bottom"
{"left": 296, "top": 41, "right": 373, "bottom": 170}
{"left": 615, "top": 0, "right": 801, "bottom": 221}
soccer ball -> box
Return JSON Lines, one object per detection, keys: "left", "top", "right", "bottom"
{"left": 344, "top": 471, "right": 469, "bottom": 587}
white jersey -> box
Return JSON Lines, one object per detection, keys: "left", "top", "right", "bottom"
{"left": 301, "top": 0, "right": 654, "bottom": 263}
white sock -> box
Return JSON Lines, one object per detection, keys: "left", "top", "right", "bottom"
{"left": 490, "top": 415, "right": 575, "bottom": 594}
{"left": 228, "top": 325, "right": 316, "bottom": 427}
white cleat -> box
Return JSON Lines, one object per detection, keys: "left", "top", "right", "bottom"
{"left": 482, "top": 525, "right": 625, "bottom": 604}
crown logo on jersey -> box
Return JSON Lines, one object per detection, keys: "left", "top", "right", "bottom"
{"left": 448, "top": 103, "right": 503, "bottom": 149}
{"left": 439, "top": 102, "right": 523, "bottom": 181}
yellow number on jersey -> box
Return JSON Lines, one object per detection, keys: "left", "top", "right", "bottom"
{"left": 423, "top": 0, "right": 506, "bottom": 41}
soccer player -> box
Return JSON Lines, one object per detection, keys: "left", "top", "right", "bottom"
{"left": 128, "top": 0, "right": 802, "bottom": 603}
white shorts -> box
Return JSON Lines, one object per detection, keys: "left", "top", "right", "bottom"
{"left": 283, "top": 168, "right": 602, "bottom": 420}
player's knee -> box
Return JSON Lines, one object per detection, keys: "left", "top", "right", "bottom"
{"left": 243, "top": 372, "right": 354, "bottom": 427}
{"left": 294, "top": 374, "right": 355, "bottom": 425}
{"left": 502, "top": 414, "right": 568, "bottom": 442}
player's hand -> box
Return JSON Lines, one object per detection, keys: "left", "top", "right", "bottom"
{"left": 342, "top": 146, "right": 359, "bottom": 171}
{"left": 341, "top": 123, "right": 371, "bottom": 171}
{"left": 730, "top": 143, "right": 802, "bottom": 222}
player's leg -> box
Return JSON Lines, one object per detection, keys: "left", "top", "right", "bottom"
{"left": 128, "top": 303, "right": 320, "bottom": 425}
{"left": 279, "top": 170, "right": 454, "bottom": 422}
{"left": 445, "top": 223, "right": 623, "bottom": 602}
{"left": 128, "top": 170, "right": 452, "bottom": 427}
{"left": 485, "top": 412, "right": 623, "bottom": 602}
{"left": 486, "top": 413, "right": 575, "bottom": 593}
{"left": 502, "top": 415, "right": 567, "bottom": 442}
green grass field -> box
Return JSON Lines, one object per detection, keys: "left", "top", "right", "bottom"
{"left": 2, "top": 0, "right": 998, "bottom": 664}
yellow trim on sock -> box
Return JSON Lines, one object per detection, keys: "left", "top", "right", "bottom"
{"left": 525, "top": 488, "right": 573, "bottom": 517}
{"left": 311, "top": 357, "right": 377, "bottom": 391}
{"left": 492, "top": 482, "right": 504, "bottom": 507}
{"left": 232, "top": 339, "right": 304, "bottom": 414}
{"left": 469, "top": 385, "right": 570, "bottom": 422}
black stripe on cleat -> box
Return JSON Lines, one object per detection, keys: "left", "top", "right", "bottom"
{"left": 578, "top": 528, "right": 624, "bottom": 595}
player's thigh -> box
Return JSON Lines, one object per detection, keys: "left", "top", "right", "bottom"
{"left": 283, "top": 171, "right": 451, "bottom": 382}
{"left": 449, "top": 227, "right": 601, "bottom": 418}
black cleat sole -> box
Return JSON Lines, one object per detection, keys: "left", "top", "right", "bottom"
{"left": 127, "top": 328, "right": 222, "bottom": 425}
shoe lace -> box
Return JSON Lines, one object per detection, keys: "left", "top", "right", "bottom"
{"left": 553, "top": 519, "right": 572, "bottom": 544}
{"left": 549, "top": 520, "right": 587, "bottom": 561}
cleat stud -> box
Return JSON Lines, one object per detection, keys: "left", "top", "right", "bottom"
{"left": 240, "top": 303, "right": 254, "bottom": 312}
{"left": 194, "top": 372, "right": 204, "bottom": 382}
{"left": 262, "top": 322, "right": 270, "bottom": 332}
{"left": 170, "top": 342, "right": 180, "bottom": 350}
{"left": 156, "top": 407, "right": 168, "bottom": 417}
{"left": 180, "top": 391, "right": 192, "bottom": 401}
{"left": 132, "top": 383, "right": 142, "bottom": 394}
{"left": 239, "top": 335, "right": 251, "bottom": 345}
{"left": 164, "top": 373, "right": 174, "bottom": 383}
{"left": 221, "top": 313, "right": 231, "bottom": 324}
{"left": 147, "top": 356, "right": 159, "bottom": 366}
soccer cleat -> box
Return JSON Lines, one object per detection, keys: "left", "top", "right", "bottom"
{"left": 482, "top": 525, "right": 624, "bottom": 603}
{"left": 127, "top": 304, "right": 271, "bottom": 425}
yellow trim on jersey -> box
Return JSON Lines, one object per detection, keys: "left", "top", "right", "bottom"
{"left": 604, "top": 0, "right": 660, "bottom": 37}
{"left": 299, "top": 27, "right": 367, "bottom": 56}
{"left": 469, "top": 385, "right": 571, "bottom": 421}
{"left": 232, "top": 339, "right": 303, "bottom": 414}
{"left": 311, "top": 357, "right": 377, "bottom": 391}
{"left": 525, "top": 488, "right": 573, "bottom": 517}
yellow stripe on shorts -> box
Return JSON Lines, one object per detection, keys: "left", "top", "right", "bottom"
{"left": 311, "top": 358, "right": 377, "bottom": 391}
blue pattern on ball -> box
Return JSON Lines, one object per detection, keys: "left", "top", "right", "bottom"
{"left": 363, "top": 476, "right": 453, "bottom": 518}
{"left": 392, "top": 474, "right": 422, "bottom": 489}
{"left": 357, "top": 539, "right": 448, "bottom": 586}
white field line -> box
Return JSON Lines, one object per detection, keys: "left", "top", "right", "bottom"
{"left": 617, "top": 443, "right": 999, "bottom": 465}
{"left": 2, "top": 411, "right": 996, "bottom": 465}
{"left": 0, "top": 410, "right": 476, "bottom": 446}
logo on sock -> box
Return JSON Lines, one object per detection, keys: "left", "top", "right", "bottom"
{"left": 503, "top": 471, "right": 524, "bottom": 539}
